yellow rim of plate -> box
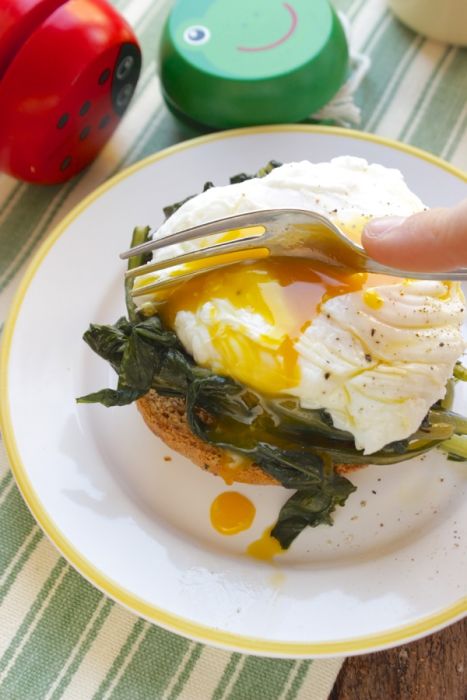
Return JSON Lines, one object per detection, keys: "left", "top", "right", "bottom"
{"left": 1, "top": 125, "right": 466, "bottom": 657}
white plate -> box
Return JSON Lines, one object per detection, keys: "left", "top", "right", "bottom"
{"left": 1, "top": 126, "right": 466, "bottom": 658}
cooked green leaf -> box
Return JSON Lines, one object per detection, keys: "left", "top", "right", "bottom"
{"left": 119, "top": 332, "right": 157, "bottom": 392}
{"left": 229, "top": 160, "right": 282, "bottom": 184}
{"left": 454, "top": 362, "right": 467, "bottom": 382}
{"left": 77, "top": 387, "right": 143, "bottom": 406}
{"left": 82, "top": 320, "right": 128, "bottom": 370}
{"left": 125, "top": 225, "right": 152, "bottom": 322}
{"left": 440, "top": 434, "right": 467, "bottom": 461}
{"left": 271, "top": 474, "right": 356, "bottom": 548}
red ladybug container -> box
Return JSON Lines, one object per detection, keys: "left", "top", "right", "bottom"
{"left": 0, "top": 0, "right": 141, "bottom": 184}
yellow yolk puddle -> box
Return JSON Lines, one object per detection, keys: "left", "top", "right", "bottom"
{"left": 246, "top": 527, "right": 284, "bottom": 562}
{"left": 210, "top": 492, "right": 256, "bottom": 535}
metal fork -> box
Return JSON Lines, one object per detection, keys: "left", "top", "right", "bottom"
{"left": 120, "top": 208, "right": 467, "bottom": 298}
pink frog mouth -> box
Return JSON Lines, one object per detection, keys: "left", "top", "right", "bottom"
{"left": 237, "top": 3, "right": 298, "bottom": 52}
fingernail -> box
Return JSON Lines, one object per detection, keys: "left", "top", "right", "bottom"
{"left": 364, "top": 216, "right": 406, "bottom": 238}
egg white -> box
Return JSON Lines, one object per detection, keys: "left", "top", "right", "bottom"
{"left": 294, "top": 280, "right": 465, "bottom": 453}
{"left": 138, "top": 157, "right": 466, "bottom": 454}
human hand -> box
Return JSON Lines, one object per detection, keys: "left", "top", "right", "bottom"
{"left": 362, "top": 199, "right": 467, "bottom": 272}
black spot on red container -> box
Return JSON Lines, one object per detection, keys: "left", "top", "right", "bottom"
{"left": 79, "top": 101, "right": 91, "bottom": 117}
{"left": 99, "top": 114, "right": 111, "bottom": 129}
{"left": 60, "top": 155, "right": 72, "bottom": 171}
{"left": 98, "top": 68, "right": 111, "bottom": 85}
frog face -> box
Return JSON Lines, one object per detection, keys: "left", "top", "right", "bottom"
{"left": 171, "top": 0, "right": 334, "bottom": 79}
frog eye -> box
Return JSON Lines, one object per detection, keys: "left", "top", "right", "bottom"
{"left": 183, "top": 25, "right": 211, "bottom": 45}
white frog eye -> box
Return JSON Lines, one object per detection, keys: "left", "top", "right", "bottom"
{"left": 183, "top": 25, "right": 211, "bottom": 45}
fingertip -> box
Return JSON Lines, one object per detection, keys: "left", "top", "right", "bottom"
{"left": 363, "top": 216, "right": 407, "bottom": 241}
{"left": 362, "top": 207, "right": 466, "bottom": 272}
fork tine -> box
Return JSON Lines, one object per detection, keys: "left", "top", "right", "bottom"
{"left": 131, "top": 253, "right": 266, "bottom": 298}
{"left": 131, "top": 270, "right": 200, "bottom": 298}
{"left": 125, "top": 237, "right": 268, "bottom": 280}
{"left": 119, "top": 211, "right": 271, "bottom": 260}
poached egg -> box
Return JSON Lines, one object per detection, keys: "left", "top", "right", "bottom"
{"left": 136, "top": 157, "right": 465, "bottom": 454}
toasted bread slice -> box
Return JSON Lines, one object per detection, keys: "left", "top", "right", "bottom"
{"left": 137, "top": 389, "right": 357, "bottom": 485}
{"left": 137, "top": 390, "right": 277, "bottom": 484}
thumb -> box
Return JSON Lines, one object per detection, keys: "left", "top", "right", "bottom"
{"left": 362, "top": 199, "right": 467, "bottom": 272}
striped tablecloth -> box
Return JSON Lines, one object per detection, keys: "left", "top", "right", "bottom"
{"left": 0, "top": 1, "right": 466, "bottom": 698}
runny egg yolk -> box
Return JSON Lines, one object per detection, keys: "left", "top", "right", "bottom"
{"left": 159, "top": 256, "right": 396, "bottom": 397}
{"left": 210, "top": 492, "right": 256, "bottom": 535}
{"left": 153, "top": 219, "right": 399, "bottom": 397}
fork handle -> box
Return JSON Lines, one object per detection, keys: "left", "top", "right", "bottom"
{"left": 365, "top": 261, "right": 467, "bottom": 281}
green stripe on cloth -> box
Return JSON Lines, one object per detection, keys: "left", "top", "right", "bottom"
{"left": 167, "top": 644, "right": 204, "bottom": 700}
{"left": 0, "top": 487, "right": 35, "bottom": 577}
{"left": 399, "top": 46, "right": 455, "bottom": 143}
{"left": 0, "top": 471, "right": 12, "bottom": 497}
{"left": 91, "top": 619, "right": 149, "bottom": 700}
{"left": 445, "top": 110, "right": 467, "bottom": 161}
{"left": 284, "top": 661, "right": 310, "bottom": 700}
{"left": 0, "top": 559, "right": 67, "bottom": 677}
{"left": 212, "top": 653, "right": 243, "bottom": 700}
{"left": 363, "top": 34, "right": 425, "bottom": 132}
{"left": 47, "top": 600, "right": 114, "bottom": 700}
{"left": 0, "top": 0, "right": 466, "bottom": 699}
{"left": 357, "top": 18, "right": 421, "bottom": 126}
{"left": 103, "top": 625, "right": 193, "bottom": 700}
{"left": 0, "top": 568, "right": 104, "bottom": 699}
{"left": 225, "top": 656, "right": 297, "bottom": 700}
{"left": 406, "top": 50, "right": 467, "bottom": 153}
{"left": 0, "top": 184, "right": 22, "bottom": 220}
{"left": 0, "top": 529, "right": 42, "bottom": 605}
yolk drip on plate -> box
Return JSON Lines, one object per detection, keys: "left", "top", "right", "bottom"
{"left": 158, "top": 256, "right": 396, "bottom": 396}
{"left": 246, "top": 527, "right": 284, "bottom": 561}
{"left": 217, "top": 452, "right": 252, "bottom": 485}
{"left": 210, "top": 492, "right": 256, "bottom": 535}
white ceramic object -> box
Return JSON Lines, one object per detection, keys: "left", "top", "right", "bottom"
{"left": 1, "top": 126, "right": 466, "bottom": 658}
{"left": 389, "top": 0, "right": 467, "bottom": 46}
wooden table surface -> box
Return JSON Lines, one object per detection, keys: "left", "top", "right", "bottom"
{"left": 329, "top": 618, "right": 466, "bottom": 699}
